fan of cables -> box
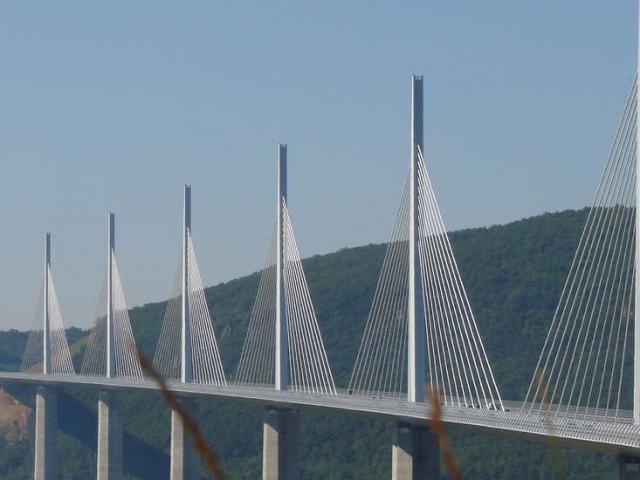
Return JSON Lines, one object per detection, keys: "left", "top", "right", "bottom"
{"left": 236, "top": 203, "right": 336, "bottom": 395}
{"left": 349, "top": 149, "right": 502, "bottom": 410}
{"left": 81, "top": 252, "right": 143, "bottom": 379}
{"left": 525, "top": 76, "right": 638, "bottom": 419}
{"left": 21, "top": 268, "right": 75, "bottom": 375}
{"left": 153, "top": 232, "right": 226, "bottom": 386}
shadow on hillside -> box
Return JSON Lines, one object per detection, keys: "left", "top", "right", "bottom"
{"left": 57, "top": 390, "right": 169, "bottom": 479}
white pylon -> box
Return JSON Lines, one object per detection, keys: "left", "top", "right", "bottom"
{"left": 634, "top": 0, "right": 640, "bottom": 425}
{"left": 181, "top": 185, "right": 193, "bottom": 383}
{"left": 275, "top": 144, "right": 289, "bottom": 391}
{"left": 106, "top": 213, "right": 116, "bottom": 379}
{"left": 43, "top": 233, "right": 51, "bottom": 375}
{"left": 408, "top": 75, "right": 427, "bottom": 403}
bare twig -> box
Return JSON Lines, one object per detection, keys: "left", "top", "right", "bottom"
{"left": 137, "top": 350, "right": 225, "bottom": 479}
{"left": 537, "top": 374, "right": 568, "bottom": 480}
{"left": 427, "top": 388, "right": 463, "bottom": 480}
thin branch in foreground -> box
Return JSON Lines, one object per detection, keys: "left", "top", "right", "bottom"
{"left": 427, "top": 388, "right": 463, "bottom": 480}
{"left": 137, "top": 350, "right": 226, "bottom": 480}
{"left": 536, "top": 374, "right": 568, "bottom": 480}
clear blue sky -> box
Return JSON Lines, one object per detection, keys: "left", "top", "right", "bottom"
{"left": 0, "top": 0, "right": 636, "bottom": 330}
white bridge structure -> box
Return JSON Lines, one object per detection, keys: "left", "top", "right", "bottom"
{"left": 6, "top": 8, "right": 640, "bottom": 479}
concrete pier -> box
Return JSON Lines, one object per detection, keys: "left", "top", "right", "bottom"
{"left": 620, "top": 455, "right": 640, "bottom": 480}
{"left": 34, "top": 385, "right": 57, "bottom": 480}
{"left": 263, "top": 407, "right": 299, "bottom": 480}
{"left": 97, "top": 390, "right": 123, "bottom": 480}
{"left": 392, "top": 423, "right": 439, "bottom": 480}
{"left": 170, "top": 400, "right": 201, "bottom": 480}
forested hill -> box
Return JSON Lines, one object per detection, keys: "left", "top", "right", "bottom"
{"left": 0, "top": 208, "right": 623, "bottom": 479}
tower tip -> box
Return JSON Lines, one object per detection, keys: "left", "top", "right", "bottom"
{"left": 278, "top": 144, "right": 288, "bottom": 164}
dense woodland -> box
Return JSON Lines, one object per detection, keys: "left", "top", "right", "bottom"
{"left": 0, "top": 208, "right": 627, "bottom": 479}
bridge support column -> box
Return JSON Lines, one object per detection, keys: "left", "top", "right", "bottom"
{"left": 97, "top": 390, "right": 123, "bottom": 480}
{"left": 263, "top": 407, "right": 299, "bottom": 480}
{"left": 34, "top": 385, "right": 57, "bottom": 480}
{"left": 392, "top": 423, "right": 439, "bottom": 480}
{"left": 620, "top": 455, "right": 640, "bottom": 480}
{"left": 170, "top": 399, "right": 201, "bottom": 480}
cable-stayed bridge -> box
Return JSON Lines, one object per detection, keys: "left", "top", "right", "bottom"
{"left": 5, "top": 14, "right": 640, "bottom": 480}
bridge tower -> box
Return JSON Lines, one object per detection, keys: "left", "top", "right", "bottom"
{"left": 97, "top": 212, "right": 123, "bottom": 480}
{"left": 170, "top": 185, "right": 201, "bottom": 480}
{"left": 408, "top": 74, "right": 427, "bottom": 404}
{"left": 181, "top": 185, "right": 193, "bottom": 384}
{"left": 43, "top": 233, "right": 51, "bottom": 375}
{"left": 620, "top": 3, "right": 640, "bottom": 478}
{"left": 635, "top": 0, "right": 640, "bottom": 428}
{"left": 34, "top": 234, "right": 58, "bottom": 480}
{"left": 276, "top": 143, "right": 289, "bottom": 392}
{"left": 391, "top": 75, "right": 439, "bottom": 480}
{"left": 263, "top": 144, "right": 299, "bottom": 480}
{"left": 106, "top": 212, "right": 116, "bottom": 379}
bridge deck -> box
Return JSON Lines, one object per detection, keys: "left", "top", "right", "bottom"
{"left": 1, "top": 372, "right": 639, "bottom": 454}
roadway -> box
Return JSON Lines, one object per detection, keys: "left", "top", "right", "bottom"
{"left": 0, "top": 372, "right": 638, "bottom": 454}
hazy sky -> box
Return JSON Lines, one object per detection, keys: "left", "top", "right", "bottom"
{"left": 0, "top": 0, "right": 637, "bottom": 330}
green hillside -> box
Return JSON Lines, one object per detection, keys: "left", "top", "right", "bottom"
{"left": 0, "top": 208, "right": 625, "bottom": 479}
